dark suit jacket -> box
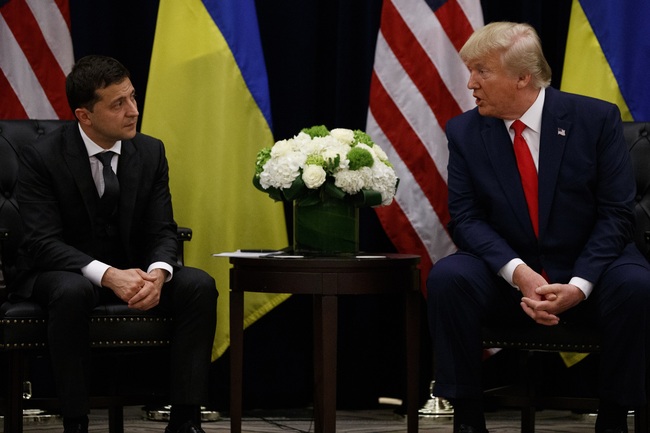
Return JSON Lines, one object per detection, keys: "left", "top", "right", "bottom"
{"left": 445, "top": 86, "right": 643, "bottom": 286}
{"left": 12, "top": 123, "right": 178, "bottom": 299}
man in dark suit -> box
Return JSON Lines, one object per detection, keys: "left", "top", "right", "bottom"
{"left": 12, "top": 55, "right": 218, "bottom": 433}
{"left": 427, "top": 22, "right": 650, "bottom": 433}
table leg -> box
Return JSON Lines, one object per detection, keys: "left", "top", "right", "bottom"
{"left": 230, "top": 290, "right": 244, "bottom": 433}
{"left": 313, "top": 294, "right": 337, "bottom": 433}
{"left": 406, "top": 289, "right": 420, "bottom": 433}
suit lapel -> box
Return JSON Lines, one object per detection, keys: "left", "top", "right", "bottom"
{"left": 538, "top": 88, "right": 571, "bottom": 239}
{"left": 482, "top": 117, "right": 535, "bottom": 237}
{"left": 117, "top": 138, "right": 141, "bottom": 245}
{"left": 63, "top": 125, "right": 99, "bottom": 218}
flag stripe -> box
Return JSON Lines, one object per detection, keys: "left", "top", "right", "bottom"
{"left": 369, "top": 72, "right": 450, "bottom": 232}
{"left": 0, "top": 0, "right": 73, "bottom": 120}
{"left": 382, "top": 0, "right": 462, "bottom": 129}
{"left": 0, "top": 70, "right": 28, "bottom": 118}
{"left": 579, "top": 0, "right": 650, "bottom": 120}
{"left": 429, "top": 0, "right": 474, "bottom": 51}
{"left": 367, "top": 0, "right": 483, "bottom": 293}
{"left": 201, "top": 0, "right": 272, "bottom": 127}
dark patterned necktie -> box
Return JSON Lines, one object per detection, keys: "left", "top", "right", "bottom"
{"left": 95, "top": 151, "right": 120, "bottom": 216}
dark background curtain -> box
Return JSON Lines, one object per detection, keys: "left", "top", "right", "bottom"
{"left": 69, "top": 0, "right": 573, "bottom": 411}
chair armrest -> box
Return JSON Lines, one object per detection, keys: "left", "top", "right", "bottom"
{"left": 176, "top": 227, "right": 193, "bottom": 266}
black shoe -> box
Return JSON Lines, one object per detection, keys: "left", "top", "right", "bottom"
{"left": 457, "top": 425, "right": 488, "bottom": 433}
{"left": 164, "top": 421, "right": 206, "bottom": 433}
{"left": 63, "top": 424, "right": 88, "bottom": 433}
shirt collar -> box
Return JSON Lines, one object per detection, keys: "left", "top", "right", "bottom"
{"left": 504, "top": 87, "right": 546, "bottom": 133}
{"left": 78, "top": 124, "right": 122, "bottom": 157}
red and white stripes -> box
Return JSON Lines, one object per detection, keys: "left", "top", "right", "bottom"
{"left": 367, "top": 0, "right": 483, "bottom": 293}
{"left": 0, "top": 0, "right": 74, "bottom": 119}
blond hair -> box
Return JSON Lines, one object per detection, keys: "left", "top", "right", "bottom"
{"left": 460, "top": 22, "right": 552, "bottom": 89}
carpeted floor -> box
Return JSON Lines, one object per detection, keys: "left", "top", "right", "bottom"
{"left": 6, "top": 406, "right": 636, "bottom": 432}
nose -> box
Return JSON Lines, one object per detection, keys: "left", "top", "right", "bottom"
{"left": 467, "top": 71, "right": 479, "bottom": 90}
{"left": 127, "top": 98, "right": 139, "bottom": 117}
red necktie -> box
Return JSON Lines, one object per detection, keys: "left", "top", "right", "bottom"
{"left": 511, "top": 120, "right": 538, "bottom": 237}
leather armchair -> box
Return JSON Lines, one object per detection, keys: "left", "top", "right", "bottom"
{"left": 482, "top": 122, "right": 650, "bottom": 432}
{"left": 0, "top": 119, "right": 190, "bottom": 433}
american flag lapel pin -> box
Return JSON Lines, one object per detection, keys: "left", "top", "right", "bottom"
{"left": 557, "top": 128, "right": 566, "bottom": 136}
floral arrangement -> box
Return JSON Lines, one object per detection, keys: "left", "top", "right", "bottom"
{"left": 253, "top": 125, "right": 398, "bottom": 207}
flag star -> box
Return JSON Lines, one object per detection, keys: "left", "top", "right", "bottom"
{"left": 558, "top": 128, "right": 566, "bottom": 136}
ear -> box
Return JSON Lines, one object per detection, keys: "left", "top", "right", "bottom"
{"left": 517, "top": 73, "right": 532, "bottom": 89}
{"left": 75, "top": 107, "right": 92, "bottom": 125}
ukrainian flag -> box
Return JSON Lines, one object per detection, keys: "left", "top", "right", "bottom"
{"left": 561, "top": 0, "right": 650, "bottom": 121}
{"left": 141, "top": 0, "right": 289, "bottom": 360}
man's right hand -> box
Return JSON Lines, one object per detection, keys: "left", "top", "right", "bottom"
{"left": 512, "top": 263, "right": 560, "bottom": 326}
{"left": 101, "top": 267, "right": 157, "bottom": 304}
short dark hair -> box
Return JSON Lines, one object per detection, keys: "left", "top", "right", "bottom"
{"left": 65, "top": 55, "right": 131, "bottom": 114}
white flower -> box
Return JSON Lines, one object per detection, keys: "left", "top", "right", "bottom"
{"left": 330, "top": 128, "right": 355, "bottom": 144}
{"left": 255, "top": 126, "right": 398, "bottom": 206}
{"left": 302, "top": 164, "right": 327, "bottom": 189}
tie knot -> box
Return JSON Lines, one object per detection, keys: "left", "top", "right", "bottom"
{"left": 95, "top": 151, "right": 115, "bottom": 167}
{"left": 511, "top": 119, "right": 526, "bottom": 136}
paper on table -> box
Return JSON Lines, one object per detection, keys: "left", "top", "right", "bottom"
{"left": 212, "top": 249, "right": 282, "bottom": 258}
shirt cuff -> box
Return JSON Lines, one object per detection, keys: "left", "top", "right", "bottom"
{"left": 498, "top": 258, "right": 525, "bottom": 289}
{"left": 148, "top": 261, "right": 174, "bottom": 282}
{"left": 570, "top": 276, "right": 593, "bottom": 299}
{"left": 81, "top": 260, "right": 111, "bottom": 287}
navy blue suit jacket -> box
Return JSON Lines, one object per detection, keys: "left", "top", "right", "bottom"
{"left": 445, "top": 87, "right": 643, "bottom": 286}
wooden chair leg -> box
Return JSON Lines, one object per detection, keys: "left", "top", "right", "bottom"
{"left": 108, "top": 404, "right": 124, "bottom": 433}
{"left": 6, "top": 351, "right": 25, "bottom": 433}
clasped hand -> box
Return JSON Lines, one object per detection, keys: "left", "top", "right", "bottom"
{"left": 513, "top": 264, "right": 585, "bottom": 326}
{"left": 101, "top": 267, "right": 167, "bottom": 310}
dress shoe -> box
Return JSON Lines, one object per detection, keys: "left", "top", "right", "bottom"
{"left": 63, "top": 424, "right": 88, "bottom": 433}
{"left": 457, "top": 425, "right": 489, "bottom": 433}
{"left": 164, "top": 420, "right": 206, "bottom": 433}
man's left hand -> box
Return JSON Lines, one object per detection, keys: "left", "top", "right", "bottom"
{"left": 127, "top": 268, "right": 168, "bottom": 311}
{"left": 520, "top": 283, "right": 585, "bottom": 325}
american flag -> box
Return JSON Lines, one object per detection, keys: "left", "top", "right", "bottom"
{"left": 367, "top": 0, "right": 483, "bottom": 292}
{"left": 0, "top": 0, "right": 74, "bottom": 119}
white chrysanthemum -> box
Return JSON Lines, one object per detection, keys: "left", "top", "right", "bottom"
{"left": 302, "top": 164, "right": 327, "bottom": 189}
{"left": 259, "top": 153, "right": 303, "bottom": 190}
{"left": 369, "top": 161, "right": 398, "bottom": 205}
{"left": 334, "top": 168, "right": 368, "bottom": 194}
{"left": 330, "top": 128, "right": 354, "bottom": 144}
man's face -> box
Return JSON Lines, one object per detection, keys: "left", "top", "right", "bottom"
{"left": 79, "top": 78, "right": 139, "bottom": 148}
{"left": 465, "top": 51, "right": 522, "bottom": 120}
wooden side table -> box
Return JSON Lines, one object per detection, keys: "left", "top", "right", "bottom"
{"left": 228, "top": 254, "right": 421, "bottom": 433}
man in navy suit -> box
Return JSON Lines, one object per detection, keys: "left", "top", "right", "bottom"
{"left": 13, "top": 55, "right": 217, "bottom": 433}
{"left": 427, "top": 22, "right": 650, "bottom": 433}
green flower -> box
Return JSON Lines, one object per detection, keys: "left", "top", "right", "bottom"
{"left": 302, "top": 125, "right": 330, "bottom": 138}
{"left": 347, "top": 146, "right": 374, "bottom": 170}
{"left": 353, "top": 129, "right": 375, "bottom": 147}
{"left": 254, "top": 147, "right": 272, "bottom": 177}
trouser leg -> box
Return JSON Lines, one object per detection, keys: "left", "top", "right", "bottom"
{"left": 157, "top": 266, "right": 218, "bottom": 405}
{"left": 32, "top": 271, "right": 99, "bottom": 417}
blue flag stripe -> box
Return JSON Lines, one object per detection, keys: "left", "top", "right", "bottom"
{"left": 580, "top": 0, "right": 650, "bottom": 120}
{"left": 201, "top": 0, "right": 273, "bottom": 128}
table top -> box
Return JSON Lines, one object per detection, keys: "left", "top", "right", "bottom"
{"left": 229, "top": 253, "right": 421, "bottom": 296}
